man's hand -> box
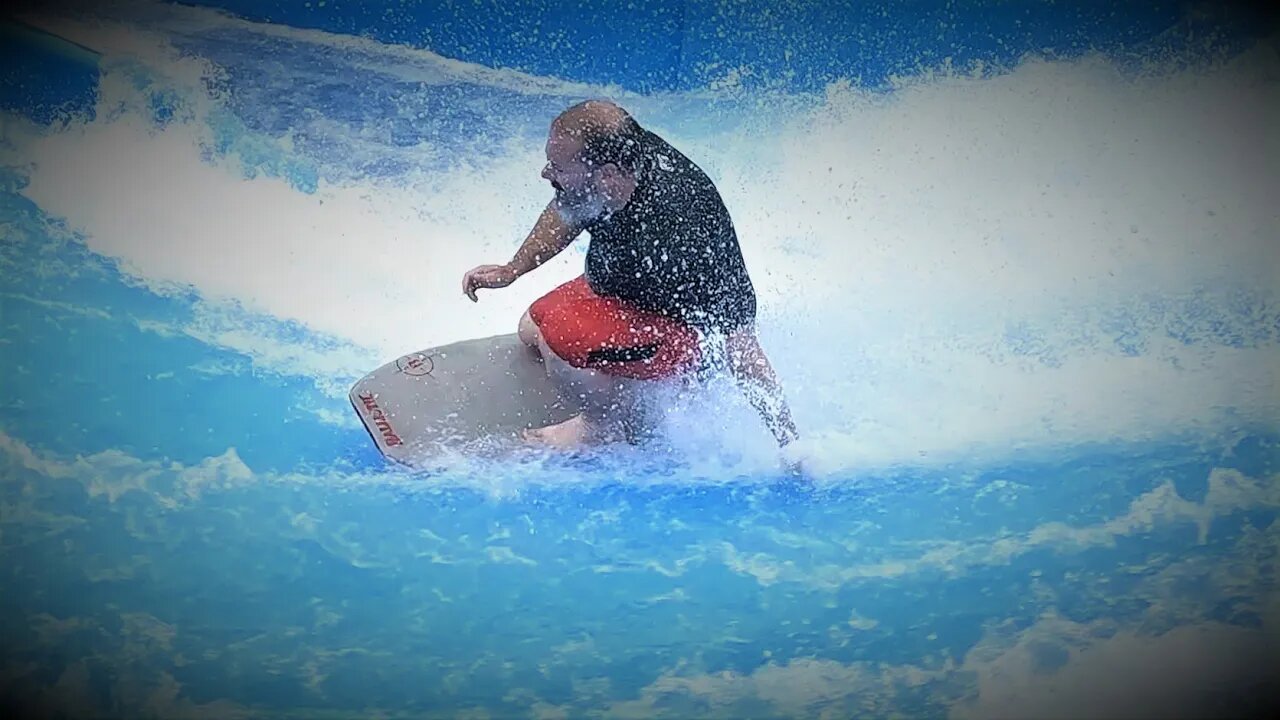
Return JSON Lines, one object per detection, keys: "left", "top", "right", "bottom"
{"left": 780, "top": 438, "right": 815, "bottom": 479}
{"left": 462, "top": 264, "right": 518, "bottom": 301}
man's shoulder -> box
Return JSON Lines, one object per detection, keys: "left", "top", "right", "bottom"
{"left": 636, "top": 129, "right": 726, "bottom": 210}
{"left": 639, "top": 129, "right": 705, "bottom": 178}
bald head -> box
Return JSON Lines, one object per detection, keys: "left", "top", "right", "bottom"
{"left": 550, "top": 99, "right": 644, "bottom": 173}
{"left": 553, "top": 99, "right": 632, "bottom": 134}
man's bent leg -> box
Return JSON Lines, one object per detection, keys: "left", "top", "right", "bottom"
{"left": 523, "top": 333, "right": 647, "bottom": 448}
{"left": 519, "top": 276, "right": 697, "bottom": 449}
{"left": 518, "top": 309, "right": 541, "bottom": 353}
{"left": 515, "top": 307, "right": 639, "bottom": 447}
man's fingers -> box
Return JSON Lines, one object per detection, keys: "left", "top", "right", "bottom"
{"left": 462, "top": 271, "right": 480, "bottom": 302}
{"left": 463, "top": 265, "right": 508, "bottom": 302}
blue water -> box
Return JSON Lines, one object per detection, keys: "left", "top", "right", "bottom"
{"left": 2, "top": 1, "right": 1279, "bottom": 717}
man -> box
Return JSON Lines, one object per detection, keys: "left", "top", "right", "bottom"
{"left": 462, "top": 100, "right": 798, "bottom": 454}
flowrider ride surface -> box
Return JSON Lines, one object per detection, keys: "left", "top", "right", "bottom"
{"left": 349, "top": 333, "right": 577, "bottom": 466}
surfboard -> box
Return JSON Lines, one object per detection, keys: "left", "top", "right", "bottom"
{"left": 348, "top": 333, "right": 579, "bottom": 467}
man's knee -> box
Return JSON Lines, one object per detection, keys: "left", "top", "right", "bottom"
{"left": 518, "top": 309, "right": 540, "bottom": 348}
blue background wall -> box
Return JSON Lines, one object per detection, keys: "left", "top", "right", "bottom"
{"left": 173, "top": 0, "right": 1276, "bottom": 92}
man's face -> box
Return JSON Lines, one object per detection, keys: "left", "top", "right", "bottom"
{"left": 542, "top": 131, "right": 606, "bottom": 225}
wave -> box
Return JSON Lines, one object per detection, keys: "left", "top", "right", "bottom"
{"left": 2, "top": 0, "right": 1277, "bottom": 475}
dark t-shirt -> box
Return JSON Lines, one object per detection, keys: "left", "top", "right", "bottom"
{"left": 583, "top": 128, "right": 757, "bottom": 335}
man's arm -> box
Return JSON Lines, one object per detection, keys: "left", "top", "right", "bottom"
{"left": 463, "top": 201, "right": 584, "bottom": 300}
{"left": 725, "top": 326, "right": 799, "bottom": 448}
{"left": 507, "top": 201, "right": 584, "bottom": 276}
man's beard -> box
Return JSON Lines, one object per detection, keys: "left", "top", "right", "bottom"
{"left": 553, "top": 184, "right": 607, "bottom": 226}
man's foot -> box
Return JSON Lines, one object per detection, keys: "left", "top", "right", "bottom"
{"left": 521, "top": 413, "right": 596, "bottom": 449}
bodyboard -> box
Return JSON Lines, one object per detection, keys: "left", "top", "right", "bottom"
{"left": 349, "top": 333, "right": 577, "bottom": 467}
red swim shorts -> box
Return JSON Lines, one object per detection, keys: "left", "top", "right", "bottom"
{"left": 528, "top": 275, "right": 700, "bottom": 380}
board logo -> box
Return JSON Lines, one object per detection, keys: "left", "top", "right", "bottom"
{"left": 356, "top": 391, "right": 403, "bottom": 447}
{"left": 396, "top": 352, "right": 435, "bottom": 377}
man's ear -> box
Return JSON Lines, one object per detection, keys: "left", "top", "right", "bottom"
{"left": 604, "top": 162, "right": 640, "bottom": 187}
